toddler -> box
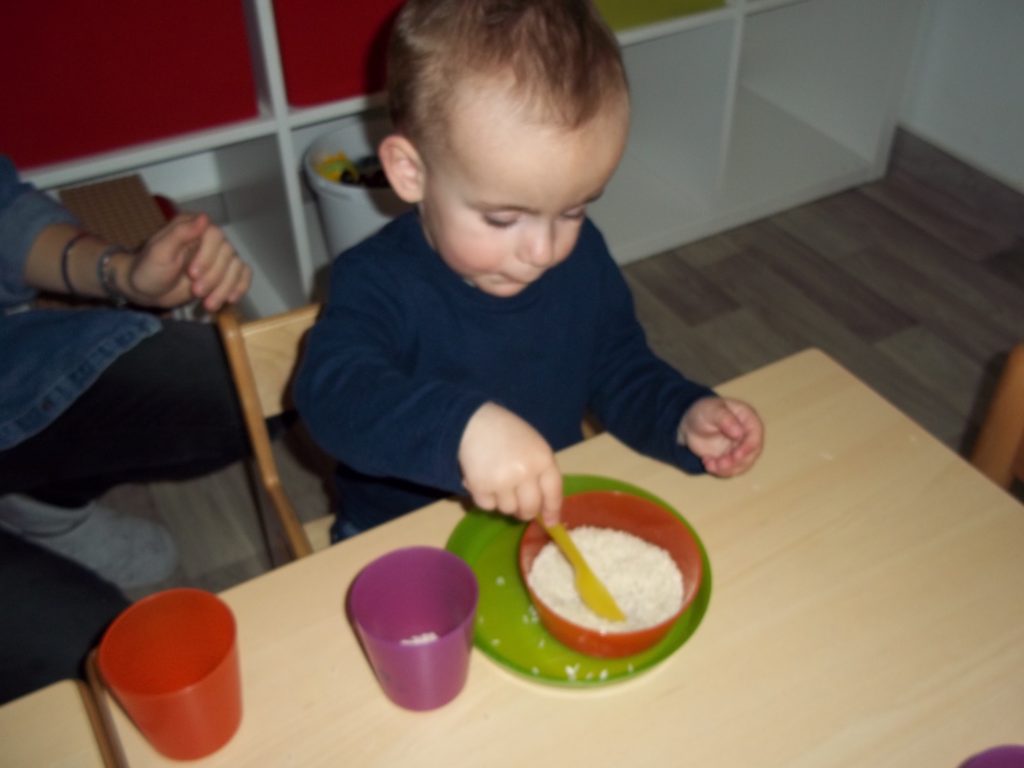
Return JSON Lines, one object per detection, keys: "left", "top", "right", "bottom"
{"left": 295, "top": 0, "right": 763, "bottom": 538}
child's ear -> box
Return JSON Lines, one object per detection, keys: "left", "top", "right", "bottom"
{"left": 379, "top": 134, "right": 426, "bottom": 204}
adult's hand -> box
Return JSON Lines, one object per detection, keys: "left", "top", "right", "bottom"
{"left": 125, "top": 213, "right": 251, "bottom": 311}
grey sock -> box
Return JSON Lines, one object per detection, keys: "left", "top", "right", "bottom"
{"left": 0, "top": 495, "right": 178, "bottom": 590}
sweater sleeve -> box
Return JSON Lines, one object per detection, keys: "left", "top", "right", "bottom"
{"left": 0, "top": 156, "right": 79, "bottom": 306}
{"left": 585, "top": 231, "right": 714, "bottom": 473}
{"left": 293, "top": 250, "right": 488, "bottom": 495}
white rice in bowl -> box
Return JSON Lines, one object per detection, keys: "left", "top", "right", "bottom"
{"left": 526, "top": 526, "right": 684, "bottom": 633}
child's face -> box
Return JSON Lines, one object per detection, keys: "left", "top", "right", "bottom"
{"left": 414, "top": 84, "right": 629, "bottom": 297}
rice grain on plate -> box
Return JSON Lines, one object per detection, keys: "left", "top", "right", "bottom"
{"left": 527, "top": 526, "right": 683, "bottom": 633}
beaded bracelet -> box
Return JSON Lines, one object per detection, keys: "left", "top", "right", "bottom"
{"left": 60, "top": 231, "right": 90, "bottom": 296}
{"left": 96, "top": 245, "right": 130, "bottom": 307}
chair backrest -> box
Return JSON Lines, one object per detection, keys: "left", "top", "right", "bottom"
{"left": 217, "top": 304, "right": 322, "bottom": 558}
{"left": 221, "top": 304, "right": 320, "bottom": 418}
{"left": 970, "top": 342, "right": 1024, "bottom": 490}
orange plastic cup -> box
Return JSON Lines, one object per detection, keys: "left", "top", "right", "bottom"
{"left": 98, "top": 588, "right": 242, "bottom": 760}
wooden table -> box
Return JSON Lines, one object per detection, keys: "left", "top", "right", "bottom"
{"left": 98, "top": 349, "right": 1024, "bottom": 766}
{"left": 0, "top": 680, "right": 108, "bottom": 767}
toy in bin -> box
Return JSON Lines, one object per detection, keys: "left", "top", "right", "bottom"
{"left": 314, "top": 152, "right": 390, "bottom": 188}
{"left": 304, "top": 129, "right": 411, "bottom": 256}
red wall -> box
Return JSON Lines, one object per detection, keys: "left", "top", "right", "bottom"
{"left": 0, "top": 2, "right": 258, "bottom": 169}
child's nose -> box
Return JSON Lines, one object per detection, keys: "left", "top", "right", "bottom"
{"left": 520, "top": 224, "right": 556, "bottom": 268}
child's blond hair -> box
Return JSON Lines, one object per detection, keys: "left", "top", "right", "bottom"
{"left": 387, "top": 0, "right": 627, "bottom": 153}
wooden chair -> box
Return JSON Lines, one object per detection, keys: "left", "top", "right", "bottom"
{"left": 970, "top": 343, "right": 1024, "bottom": 490}
{"left": 217, "top": 304, "right": 332, "bottom": 560}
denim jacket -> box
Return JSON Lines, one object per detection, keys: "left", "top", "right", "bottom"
{"left": 0, "top": 156, "right": 159, "bottom": 450}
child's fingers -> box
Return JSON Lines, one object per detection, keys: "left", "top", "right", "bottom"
{"left": 717, "top": 400, "right": 757, "bottom": 439}
{"left": 716, "top": 404, "right": 763, "bottom": 452}
{"left": 539, "top": 465, "right": 563, "bottom": 526}
{"left": 704, "top": 455, "right": 737, "bottom": 477}
{"left": 496, "top": 487, "right": 520, "bottom": 517}
{"left": 515, "top": 482, "right": 542, "bottom": 521}
{"left": 470, "top": 488, "right": 497, "bottom": 512}
{"left": 706, "top": 441, "right": 760, "bottom": 477}
{"left": 689, "top": 399, "right": 764, "bottom": 478}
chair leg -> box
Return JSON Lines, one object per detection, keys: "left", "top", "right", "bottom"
{"left": 971, "top": 344, "right": 1024, "bottom": 489}
{"left": 83, "top": 650, "right": 128, "bottom": 768}
{"left": 240, "top": 459, "right": 294, "bottom": 567}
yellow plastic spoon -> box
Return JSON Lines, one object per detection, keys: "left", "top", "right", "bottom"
{"left": 542, "top": 522, "right": 626, "bottom": 622}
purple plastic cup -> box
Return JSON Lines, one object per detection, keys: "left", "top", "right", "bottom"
{"left": 349, "top": 546, "right": 478, "bottom": 711}
{"left": 961, "top": 746, "right": 1024, "bottom": 768}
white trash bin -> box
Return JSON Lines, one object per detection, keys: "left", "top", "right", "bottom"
{"left": 304, "top": 128, "right": 410, "bottom": 258}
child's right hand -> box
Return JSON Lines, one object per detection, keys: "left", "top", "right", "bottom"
{"left": 458, "top": 403, "right": 562, "bottom": 526}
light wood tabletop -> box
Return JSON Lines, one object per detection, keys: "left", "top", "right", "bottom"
{"left": 0, "top": 680, "right": 108, "bottom": 767}
{"left": 93, "top": 349, "right": 1024, "bottom": 766}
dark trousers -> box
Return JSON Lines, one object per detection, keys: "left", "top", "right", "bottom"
{"left": 0, "top": 319, "right": 250, "bottom": 703}
{"left": 0, "top": 319, "right": 249, "bottom": 505}
{"left": 0, "top": 530, "right": 129, "bottom": 704}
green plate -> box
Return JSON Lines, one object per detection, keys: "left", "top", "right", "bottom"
{"left": 445, "top": 474, "right": 712, "bottom": 687}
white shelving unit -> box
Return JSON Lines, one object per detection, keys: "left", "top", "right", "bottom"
{"left": 23, "top": 0, "right": 924, "bottom": 318}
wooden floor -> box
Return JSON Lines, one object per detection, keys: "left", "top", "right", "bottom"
{"left": 104, "top": 130, "right": 1024, "bottom": 599}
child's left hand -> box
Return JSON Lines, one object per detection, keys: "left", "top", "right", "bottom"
{"left": 678, "top": 397, "right": 764, "bottom": 477}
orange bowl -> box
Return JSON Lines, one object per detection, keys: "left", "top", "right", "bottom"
{"left": 519, "top": 489, "right": 703, "bottom": 658}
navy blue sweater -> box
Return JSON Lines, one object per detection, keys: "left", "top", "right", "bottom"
{"left": 294, "top": 211, "right": 712, "bottom": 532}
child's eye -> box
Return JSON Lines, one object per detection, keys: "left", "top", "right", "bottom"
{"left": 483, "top": 214, "right": 518, "bottom": 229}
{"left": 561, "top": 207, "right": 586, "bottom": 221}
